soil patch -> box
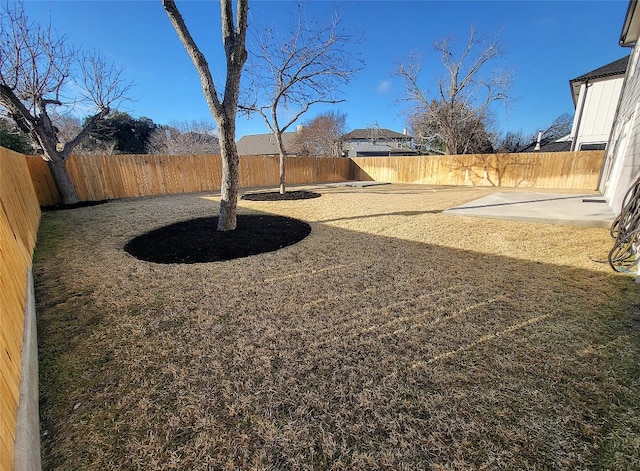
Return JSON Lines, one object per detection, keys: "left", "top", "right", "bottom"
{"left": 241, "top": 190, "right": 321, "bottom": 201}
{"left": 124, "top": 214, "right": 311, "bottom": 264}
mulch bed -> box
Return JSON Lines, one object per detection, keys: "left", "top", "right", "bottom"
{"left": 124, "top": 215, "right": 311, "bottom": 263}
{"left": 241, "top": 190, "right": 321, "bottom": 201}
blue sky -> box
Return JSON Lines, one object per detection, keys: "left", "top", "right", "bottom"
{"left": 24, "top": 0, "right": 630, "bottom": 140}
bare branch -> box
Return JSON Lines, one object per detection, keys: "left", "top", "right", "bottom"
{"left": 395, "top": 26, "right": 511, "bottom": 155}
{"left": 294, "top": 110, "right": 347, "bottom": 157}
{"left": 0, "top": 1, "right": 135, "bottom": 203}
{"left": 241, "top": 3, "right": 363, "bottom": 192}
{"left": 162, "top": 0, "right": 222, "bottom": 117}
{"left": 79, "top": 50, "right": 134, "bottom": 111}
{"left": 147, "top": 120, "right": 219, "bottom": 155}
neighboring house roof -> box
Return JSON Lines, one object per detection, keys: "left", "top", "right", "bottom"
{"left": 343, "top": 143, "right": 420, "bottom": 157}
{"left": 517, "top": 136, "right": 573, "bottom": 153}
{"left": 570, "top": 56, "right": 629, "bottom": 83}
{"left": 236, "top": 132, "right": 298, "bottom": 156}
{"left": 342, "top": 128, "right": 412, "bottom": 140}
{"left": 569, "top": 56, "right": 629, "bottom": 105}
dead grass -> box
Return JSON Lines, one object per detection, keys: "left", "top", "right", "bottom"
{"left": 33, "top": 184, "right": 640, "bottom": 470}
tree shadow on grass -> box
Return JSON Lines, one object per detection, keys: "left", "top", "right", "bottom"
{"left": 318, "top": 210, "right": 442, "bottom": 223}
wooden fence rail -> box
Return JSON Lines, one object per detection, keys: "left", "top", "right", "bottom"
{"left": 26, "top": 151, "right": 605, "bottom": 206}
{"left": 0, "top": 147, "right": 41, "bottom": 471}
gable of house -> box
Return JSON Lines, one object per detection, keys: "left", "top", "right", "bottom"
{"left": 569, "top": 56, "right": 629, "bottom": 104}
{"left": 568, "top": 55, "right": 629, "bottom": 151}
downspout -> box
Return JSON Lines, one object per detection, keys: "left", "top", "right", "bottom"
{"left": 570, "top": 79, "right": 589, "bottom": 151}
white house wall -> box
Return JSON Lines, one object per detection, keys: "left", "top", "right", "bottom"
{"left": 601, "top": 44, "right": 640, "bottom": 214}
{"left": 575, "top": 76, "right": 625, "bottom": 149}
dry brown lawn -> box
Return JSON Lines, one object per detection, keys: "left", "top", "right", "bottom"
{"left": 34, "top": 184, "right": 640, "bottom": 470}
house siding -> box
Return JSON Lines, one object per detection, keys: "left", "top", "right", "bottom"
{"left": 601, "top": 42, "right": 640, "bottom": 213}
{"left": 575, "top": 76, "right": 625, "bottom": 149}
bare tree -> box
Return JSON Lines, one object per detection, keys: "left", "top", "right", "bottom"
{"left": 163, "top": 0, "right": 247, "bottom": 230}
{"left": 0, "top": 2, "right": 133, "bottom": 204}
{"left": 240, "top": 5, "right": 362, "bottom": 193}
{"left": 396, "top": 27, "right": 511, "bottom": 155}
{"left": 147, "top": 120, "right": 219, "bottom": 155}
{"left": 52, "top": 113, "right": 117, "bottom": 155}
{"left": 492, "top": 129, "right": 527, "bottom": 153}
{"left": 294, "top": 110, "right": 347, "bottom": 157}
{"left": 539, "top": 112, "right": 573, "bottom": 141}
{"left": 501, "top": 113, "right": 573, "bottom": 152}
{"left": 365, "top": 122, "right": 383, "bottom": 145}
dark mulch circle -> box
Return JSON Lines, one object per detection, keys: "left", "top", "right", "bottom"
{"left": 125, "top": 215, "right": 311, "bottom": 264}
{"left": 241, "top": 190, "right": 321, "bottom": 201}
{"left": 42, "top": 200, "right": 109, "bottom": 212}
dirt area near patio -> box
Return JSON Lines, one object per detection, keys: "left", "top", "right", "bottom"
{"left": 33, "top": 184, "right": 640, "bottom": 470}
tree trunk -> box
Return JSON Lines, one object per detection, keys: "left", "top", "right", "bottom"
{"left": 279, "top": 154, "right": 286, "bottom": 194}
{"left": 276, "top": 132, "right": 287, "bottom": 194}
{"left": 47, "top": 157, "right": 80, "bottom": 205}
{"left": 218, "top": 121, "right": 239, "bottom": 231}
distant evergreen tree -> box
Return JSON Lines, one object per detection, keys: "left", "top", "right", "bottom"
{"left": 88, "top": 111, "right": 157, "bottom": 154}
{"left": 0, "top": 117, "right": 33, "bottom": 154}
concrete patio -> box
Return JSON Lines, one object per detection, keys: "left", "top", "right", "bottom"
{"left": 444, "top": 191, "right": 617, "bottom": 228}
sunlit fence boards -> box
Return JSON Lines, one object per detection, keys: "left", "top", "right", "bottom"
{"left": 26, "top": 151, "right": 604, "bottom": 207}
{"left": 0, "top": 147, "right": 41, "bottom": 471}
{"left": 351, "top": 151, "right": 605, "bottom": 189}
{"left": 27, "top": 154, "right": 357, "bottom": 206}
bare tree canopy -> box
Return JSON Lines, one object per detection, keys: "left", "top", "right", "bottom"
{"left": 396, "top": 27, "right": 511, "bottom": 155}
{"left": 0, "top": 1, "right": 133, "bottom": 204}
{"left": 240, "top": 4, "right": 363, "bottom": 192}
{"left": 539, "top": 112, "right": 573, "bottom": 141}
{"left": 147, "top": 120, "right": 219, "bottom": 155}
{"left": 492, "top": 130, "right": 527, "bottom": 153}
{"left": 51, "top": 113, "right": 117, "bottom": 155}
{"left": 494, "top": 113, "right": 573, "bottom": 153}
{"left": 163, "top": 0, "right": 248, "bottom": 230}
{"left": 295, "top": 110, "right": 347, "bottom": 157}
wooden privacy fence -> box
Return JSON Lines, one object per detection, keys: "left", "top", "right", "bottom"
{"left": 26, "top": 154, "right": 357, "bottom": 206}
{"left": 0, "top": 147, "right": 41, "bottom": 471}
{"left": 351, "top": 151, "right": 606, "bottom": 189}
{"left": 26, "top": 150, "right": 605, "bottom": 206}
